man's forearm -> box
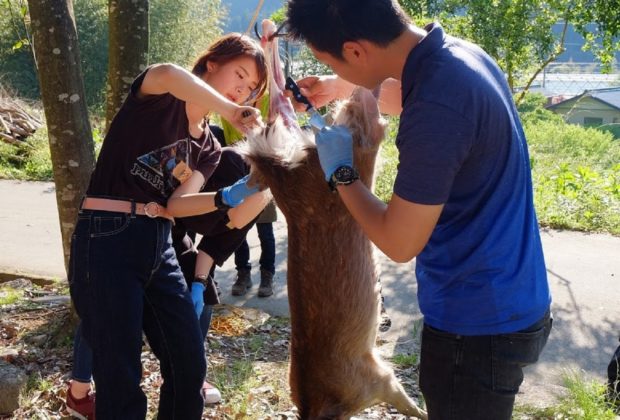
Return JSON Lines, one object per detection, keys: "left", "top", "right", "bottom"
{"left": 336, "top": 181, "right": 441, "bottom": 262}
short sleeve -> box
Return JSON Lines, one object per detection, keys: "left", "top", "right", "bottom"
{"left": 394, "top": 101, "right": 473, "bottom": 205}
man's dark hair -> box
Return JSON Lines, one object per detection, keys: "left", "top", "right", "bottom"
{"left": 286, "top": 0, "right": 410, "bottom": 58}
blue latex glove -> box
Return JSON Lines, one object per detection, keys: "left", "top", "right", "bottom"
{"left": 221, "top": 175, "right": 260, "bottom": 207}
{"left": 190, "top": 282, "right": 205, "bottom": 319}
{"left": 315, "top": 125, "right": 353, "bottom": 181}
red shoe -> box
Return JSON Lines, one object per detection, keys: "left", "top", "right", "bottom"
{"left": 201, "top": 381, "right": 222, "bottom": 405}
{"left": 66, "top": 384, "right": 95, "bottom": 420}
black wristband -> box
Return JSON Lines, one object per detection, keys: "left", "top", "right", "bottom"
{"left": 195, "top": 274, "right": 209, "bottom": 287}
{"left": 214, "top": 189, "right": 232, "bottom": 211}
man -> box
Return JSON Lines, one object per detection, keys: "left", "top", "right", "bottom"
{"left": 285, "top": 0, "right": 552, "bottom": 418}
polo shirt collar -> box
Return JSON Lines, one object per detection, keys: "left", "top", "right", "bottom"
{"left": 401, "top": 22, "right": 446, "bottom": 106}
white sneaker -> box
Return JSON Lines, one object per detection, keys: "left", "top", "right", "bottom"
{"left": 202, "top": 381, "right": 222, "bottom": 405}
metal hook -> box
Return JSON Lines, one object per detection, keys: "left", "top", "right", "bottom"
{"left": 254, "top": 21, "right": 288, "bottom": 41}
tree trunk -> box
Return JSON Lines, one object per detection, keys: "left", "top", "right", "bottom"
{"left": 28, "top": 0, "right": 96, "bottom": 272}
{"left": 105, "top": 0, "right": 149, "bottom": 130}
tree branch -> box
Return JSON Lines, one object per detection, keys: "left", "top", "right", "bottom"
{"left": 516, "top": 18, "right": 569, "bottom": 105}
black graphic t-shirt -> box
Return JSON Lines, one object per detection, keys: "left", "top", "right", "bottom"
{"left": 87, "top": 67, "right": 221, "bottom": 205}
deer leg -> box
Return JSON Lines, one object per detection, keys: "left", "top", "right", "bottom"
{"left": 379, "top": 375, "right": 428, "bottom": 420}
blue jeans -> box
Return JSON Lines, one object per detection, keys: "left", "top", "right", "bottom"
{"left": 71, "top": 323, "right": 92, "bottom": 383}
{"left": 71, "top": 305, "right": 214, "bottom": 388}
{"left": 419, "top": 309, "right": 552, "bottom": 419}
{"left": 69, "top": 210, "right": 206, "bottom": 419}
{"left": 200, "top": 305, "right": 213, "bottom": 341}
{"left": 234, "top": 222, "right": 275, "bottom": 273}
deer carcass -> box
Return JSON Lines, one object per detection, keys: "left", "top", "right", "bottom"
{"left": 239, "top": 50, "right": 427, "bottom": 417}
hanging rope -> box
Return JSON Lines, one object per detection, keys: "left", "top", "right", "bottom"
{"left": 245, "top": 0, "right": 265, "bottom": 36}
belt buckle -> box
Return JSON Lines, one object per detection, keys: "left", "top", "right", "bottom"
{"left": 143, "top": 202, "right": 160, "bottom": 218}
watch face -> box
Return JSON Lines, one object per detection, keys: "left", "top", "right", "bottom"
{"left": 330, "top": 166, "right": 359, "bottom": 190}
{"left": 334, "top": 166, "right": 355, "bottom": 182}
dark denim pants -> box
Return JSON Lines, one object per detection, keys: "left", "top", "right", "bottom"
{"left": 234, "top": 222, "right": 276, "bottom": 273}
{"left": 419, "top": 309, "right": 552, "bottom": 420}
{"left": 71, "top": 323, "right": 92, "bottom": 383}
{"left": 69, "top": 210, "right": 206, "bottom": 419}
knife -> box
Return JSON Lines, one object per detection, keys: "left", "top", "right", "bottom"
{"left": 285, "top": 76, "right": 327, "bottom": 132}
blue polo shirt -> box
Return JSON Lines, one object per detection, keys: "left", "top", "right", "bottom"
{"left": 394, "top": 23, "right": 550, "bottom": 335}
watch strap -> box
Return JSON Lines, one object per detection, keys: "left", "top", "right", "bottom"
{"left": 328, "top": 165, "right": 359, "bottom": 192}
{"left": 214, "top": 189, "right": 232, "bottom": 211}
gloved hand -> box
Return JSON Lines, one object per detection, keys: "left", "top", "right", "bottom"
{"left": 190, "top": 282, "right": 205, "bottom": 319}
{"left": 221, "top": 175, "right": 260, "bottom": 207}
{"left": 315, "top": 125, "right": 353, "bottom": 181}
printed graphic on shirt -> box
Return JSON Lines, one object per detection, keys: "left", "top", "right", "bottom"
{"left": 131, "top": 138, "right": 194, "bottom": 197}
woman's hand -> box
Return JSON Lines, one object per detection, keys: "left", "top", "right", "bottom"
{"left": 190, "top": 282, "right": 205, "bottom": 319}
{"left": 221, "top": 175, "right": 260, "bottom": 207}
{"left": 222, "top": 104, "right": 264, "bottom": 134}
{"left": 286, "top": 75, "right": 355, "bottom": 110}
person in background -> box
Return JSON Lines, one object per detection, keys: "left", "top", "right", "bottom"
{"left": 66, "top": 33, "right": 269, "bottom": 419}
{"left": 608, "top": 336, "right": 620, "bottom": 404}
{"left": 285, "top": 1, "right": 552, "bottom": 418}
{"left": 219, "top": 97, "right": 278, "bottom": 298}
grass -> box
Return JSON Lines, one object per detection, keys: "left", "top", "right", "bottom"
{"left": 514, "top": 371, "right": 619, "bottom": 420}
{"left": 0, "top": 285, "right": 24, "bottom": 305}
{"left": 0, "top": 113, "right": 104, "bottom": 181}
{"left": 202, "top": 314, "right": 294, "bottom": 417}
{"left": 391, "top": 352, "right": 419, "bottom": 368}
{"left": 525, "top": 120, "right": 620, "bottom": 234}
{"left": 211, "top": 359, "right": 259, "bottom": 414}
{"left": 21, "top": 371, "right": 54, "bottom": 399}
{"left": 0, "top": 126, "right": 53, "bottom": 181}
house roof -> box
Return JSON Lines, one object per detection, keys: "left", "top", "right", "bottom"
{"left": 547, "top": 86, "right": 620, "bottom": 112}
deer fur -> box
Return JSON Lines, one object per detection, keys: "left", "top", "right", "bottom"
{"left": 238, "top": 88, "right": 427, "bottom": 420}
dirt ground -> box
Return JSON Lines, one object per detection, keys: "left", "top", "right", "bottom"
{"left": 0, "top": 278, "right": 425, "bottom": 419}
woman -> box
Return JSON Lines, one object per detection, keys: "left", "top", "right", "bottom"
{"left": 67, "top": 33, "right": 269, "bottom": 419}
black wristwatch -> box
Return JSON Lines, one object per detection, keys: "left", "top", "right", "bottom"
{"left": 328, "top": 165, "right": 360, "bottom": 192}
{"left": 214, "top": 189, "right": 232, "bottom": 211}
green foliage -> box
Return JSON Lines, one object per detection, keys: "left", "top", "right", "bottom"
{"left": 0, "top": 114, "right": 106, "bottom": 181}
{"left": 572, "top": 0, "right": 620, "bottom": 72}
{"left": 556, "top": 373, "right": 618, "bottom": 420}
{"left": 0, "top": 1, "right": 38, "bottom": 98}
{"left": 0, "top": 0, "right": 109, "bottom": 107}
{"left": 516, "top": 92, "right": 564, "bottom": 125}
{"left": 526, "top": 120, "right": 620, "bottom": 170}
{"left": 398, "top": 0, "right": 620, "bottom": 94}
{"left": 149, "top": 0, "right": 225, "bottom": 68}
{"left": 0, "top": 0, "right": 226, "bottom": 110}
{"left": 400, "top": 1, "right": 561, "bottom": 90}
{"left": 292, "top": 44, "right": 330, "bottom": 78}
{"left": 75, "top": 0, "right": 108, "bottom": 110}
{"left": 515, "top": 372, "right": 618, "bottom": 419}
{"left": 0, "top": 286, "right": 22, "bottom": 306}
{"left": 373, "top": 103, "right": 620, "bottom": 235}
{"left": 269, "top": 5, "right": 287, "bottom": 24}
{"left": 598, "top": 123, "right": 620, "bottom": 140}
{"left": 391, "top": 353, "right": 419, "bottom": 368}
{"left": 526, "top": 120, "right": 620, "bottom": 234}
{"left": 210, "top": 359, "right": 259, "bottom": 414}
{"left": 0, "top": 126, "right": 52, "bottom": 180}
{"left": 375, "top": 117, "right": 400, "bottom": 203}
{"left": 222, "top": 0, "right": 283, "bottom": 33}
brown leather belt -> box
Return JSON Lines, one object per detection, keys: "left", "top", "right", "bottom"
{"left": 81, "top": 197, "right": 174, "bottom": 222}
